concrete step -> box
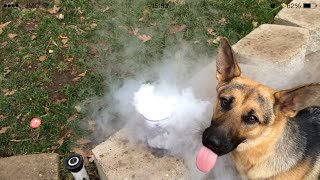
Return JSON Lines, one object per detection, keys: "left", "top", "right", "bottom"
{"left": 0, "top": 153, "right": 59, "bottom": 180}
{"left": 275, "top": 0, "right": 320, "bottom": 54}
{"left": 92, "top": 129, "right": 187, "bottom": 180}
{"left": 232, "top": 24, "right": 309, "bottom": 71}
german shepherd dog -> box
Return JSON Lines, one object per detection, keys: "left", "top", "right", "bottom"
{"left": 201, "top": 38, "right": 320, "bottom": 179}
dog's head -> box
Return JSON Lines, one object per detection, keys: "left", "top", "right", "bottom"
{"left": 202, "top": 38, "right": 320, "bottom": 156}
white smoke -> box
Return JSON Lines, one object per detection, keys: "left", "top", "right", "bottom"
{"left": 85, "top": 41, "right": 320, "bottom": 179}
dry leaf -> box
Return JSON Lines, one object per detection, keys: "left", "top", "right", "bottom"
{"left": 57, "top": 137, "right": 64, "bottom": 146}
{"left": 88, "top": 120, "right": 96, "bottom": 131}
{"left": 16, "top": 113, "right": 22, "bottom": 120}
{"left": 56, "top": 14, "right": 64, "bottom": 20}
{"left": 31, "top": 35, "right": 36, "bottom": 40}
{"left": 77, "top": 70, "right": 87, "bottom": 77}
{"left": 21, "top": 112, "right": 30, "bottom": 122}
{"left": 90, "top": 23, "right": 97, "bottom": 28}
{"left": 0, "top": 126, "right": 10, "bottom": 134}
{"left": 170, "top": 25, "right": 187, "bottom": 34}
{"left": 0, "top": 41, "right": 8, "bottom": 47}
{"left": 76, "top": 138, "right": 92, "bottom": 145}
{"left": 150, "top": 22, "right": 157, "bottom": 27}
{"left": 67, "top": 113, "right": 78, "bottom": 122}
{"left": 128, "top": 27, "right": 139, "bottom": 36}
{"left": 61, "top": 38, "right": 68, "bottom": 45}
{"left": 207, "top": 36, "right": 222, "bottom": 45}
{"left": 252, "top": 21, "right": 258, "bottom": 28}
{"left": 0, "top": 28, "right": 2, "bottom": 34}
{"left": 48, "top": 50, "right": 54, "bottom": 54}
{"left": 3, "top": 89, "right": 17, "bottom": 96}
{"left": 71, "top": 148, "right": 89, "bottom": 166}
{"left": 56, "top": 98, "right": 67, "bottom": 104}
{"left": 67, "top": 58, "right": 73, "bottom": 62}
{"left": 137, "top": 34, "right": 151, "bottom": 42}
{"left": 3, "top": 67, "right": 11, "bottom": 77}
{"left": 0, "top": 115, "right": 6, "bottom": 121}
{"left": 80, "top": 16, "right": 85, "bottom": 23}
{"left": 139, "top": 10, "right": 149, "bottom": 22}
{"left": 242, "top": 13, "right": 252, "bottom": 21}
{"left": 206, "top": 28, "right": 217, "bottom": 36}
{"left": 38, "top": 55, "right": 46, "bottom": 62}
{"left": 48, "top": 5, "right": 60, "bottom": 14}
{"left": 44, "top": 106, "right": 49, "bottom": 113}
{"left": 0, "top": 21, "right": 11, "bottom": 29}
{"left": 8, "top": 33, "right": 18, "bottom": 39}
{"left": 218, "top": 17, "right": 227, "bottom": 26}
{"left": 72, "top": 76, "right": 81, "bottom": 82}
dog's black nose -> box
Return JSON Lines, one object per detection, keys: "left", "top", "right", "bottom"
{"left": 205, "top": 134, "right": 221, "bottom": 151}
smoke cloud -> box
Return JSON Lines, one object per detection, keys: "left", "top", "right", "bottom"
{"left": 83, "top": 39, "right": 320, "bottom": 179}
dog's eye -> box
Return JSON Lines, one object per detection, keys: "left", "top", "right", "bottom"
{"left": 244, "top": 115, "right": 259, "bottom": 124}
{"left": 219, "top": 97, "right": 232, "bottom": 110}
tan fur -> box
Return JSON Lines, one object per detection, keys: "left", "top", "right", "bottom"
{"left": 210, "top": 38, "right": 320, "bottom": 180}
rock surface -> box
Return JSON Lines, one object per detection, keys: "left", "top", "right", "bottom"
{"left": 92, "top": 130, "right": 187, "bottom": 180}
{"left": 275, "top": 0, "right": 320, "bottom": 54}
{"left": 0, "top": 153, "right": 59, "bottom": 180}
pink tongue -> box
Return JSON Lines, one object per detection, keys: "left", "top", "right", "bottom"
{"left": 196, "top": 146, "right": 218, "bottom": 173}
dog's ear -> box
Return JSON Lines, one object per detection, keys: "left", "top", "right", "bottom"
{"left": 216, "top": 38, "right": 241, "bottom": 84}
{"left": 274, "top": 83, "right": 320, "bottom": 117}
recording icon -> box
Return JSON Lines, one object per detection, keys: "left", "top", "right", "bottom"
{"left": 303, "top": 3, "right": 317, "bottom": 8}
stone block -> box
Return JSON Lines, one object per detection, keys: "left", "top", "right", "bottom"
{"left": 92, "top": 130, "right": 187, "bottom": 180}
{"left": 0, "top": 153, "right": 59, "bottom": 180}
{"left": 275, "top": 0, "right": 320, "bottom": 54}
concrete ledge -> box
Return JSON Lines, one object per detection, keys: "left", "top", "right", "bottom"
{"left": 92, "top": 130, "right": 187, "bottom": 180}
{"left": 0, "top": 153, "right": 59, "bottom": 180}
{"left": 275, "top": 0, "right": 320, "bottom": 54}
{"left": 232, "top": 24, "right": 309, "bottom": 68}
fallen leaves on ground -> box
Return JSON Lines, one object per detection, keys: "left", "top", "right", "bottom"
{"left": 3, "top": 89, "right": 17, "bottom": 96}
{"left": 67, "top": 113, "right": 78, "bottom": 122}
{"left": 72, "top": 70, "right": 87, "bottom": 81}
{"left": 71, "top": 148, "right": 90, "bottom": 166}
{"left": 76, "top": 138, "right": 92, "bottom": 145}
{"left": 206, "top": 28, "right": 217, "bottom": 36}
{"left": 44, "top": 106, "right": 50, "bottom": 114}
{"left": 0, "top": 126, "right": 10, "bottom": 134}
{"left": 3, "top": 67, "right": 11, "bottom": 77}
{"left": 57, "top": 130, "right": 72, "bottom": 146}
{"left": 80, "top": 16, "right": 85, "bottom": 23}
{"left": 218, "top": 17, "right": 227, "bottom": 26}
{"left": 128, "top": 27, "right": 139, "bottom": 36}
{"left": 48, "top": 5, "right": 60, "bottom": 14}
{"left": 21, "top": 112, "right": 30, "bottom": 122}
{"left": 252, "top": 21, "right": 258, "bottom": 28}
{"left": 60, "top": 36, "right": 68, "bottom": 45}
{"left": 150, "top": 22, "right": 157, "bottom": 27}
{"left": 242, "top": 13, "right": 253, "bottom": 21}
{"left": 0, "top": 21, "right": 11, "bottom": 34}
{"left": 0, "top": 21, "right": 11, "bottom": 29}
{"left": 170, "top": 25, "right": 187, "bottom": 34}
{"left": 207, "top": 36, "right": 222, "bottom": 45}
{"left": 90, "top": 23, "right": 97, "bottom": 29}
{"left": 137, "top": 34, "right": 151, "bottom": 42}
{"left": 0, "top": 41, "right": 8, "bottom": 47}
{"left": 55, "top": 98, "right": 67, "bottom": 104}
{"left": 139, "top": 9, "right": 149, "bottom": 22}
{"left": 16, "top": 113, "right": 22, "bottom": 120}
{"left": 31, "top": 35, "right": 36, "bottom": 40}
{"left": 38, "top": 55, "right": 46, "bottom": 62}
{"left": 88, "top": 120, "right": 96, "bottom": 131}
{"left": 8, "top": 33, "right": 18, "bottom": 39}
{"left": 56, "top": 14, "right": 64, "bottom": 20}
{"left": 0, "top": 115, "right": 6, "bottom": 121}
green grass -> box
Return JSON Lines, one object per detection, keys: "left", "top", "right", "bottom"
{"left": 0, "top": 0, "right": 285, "bottom": 179}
